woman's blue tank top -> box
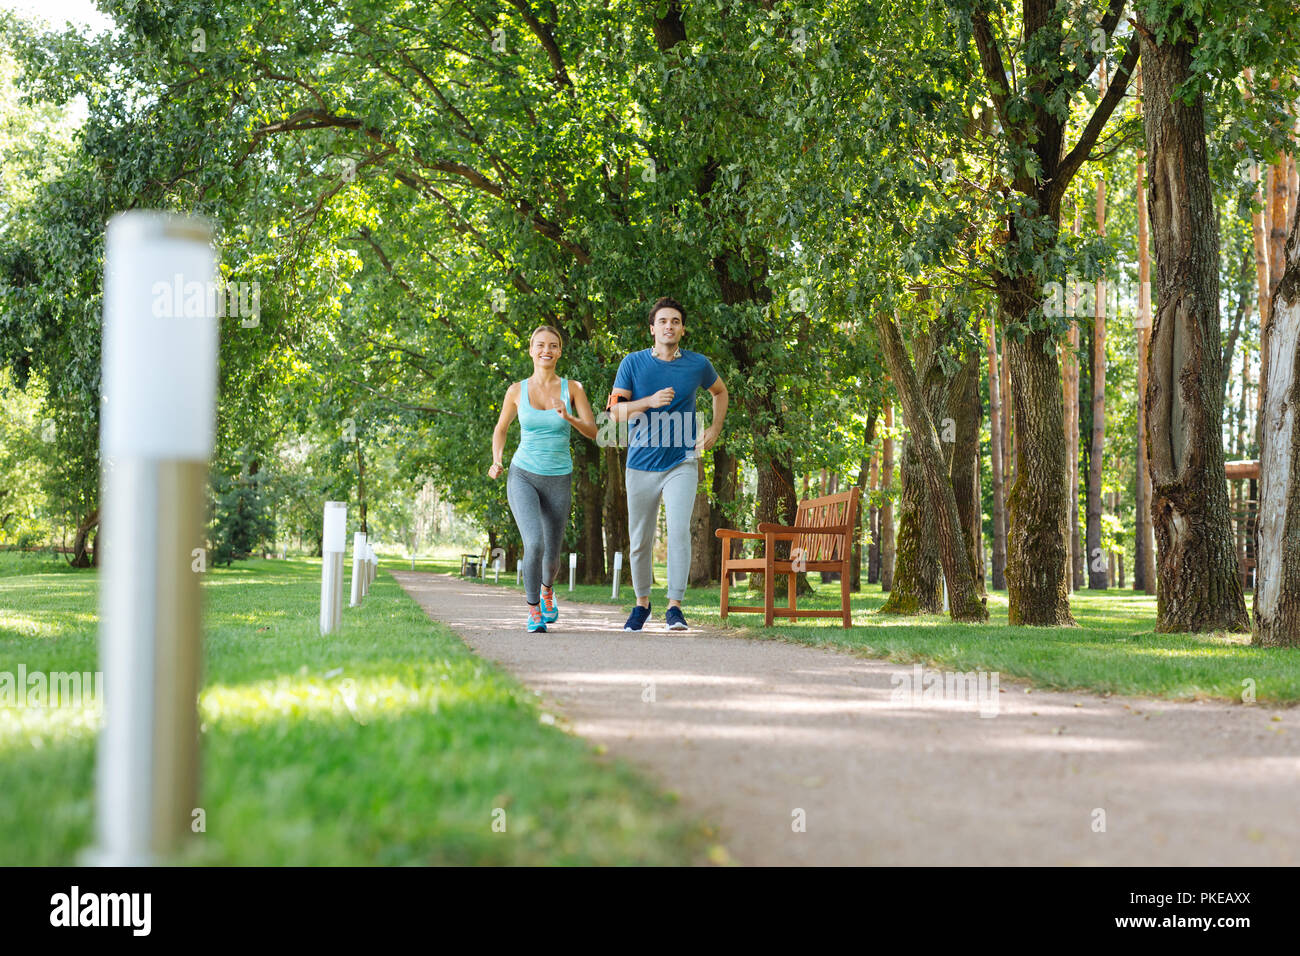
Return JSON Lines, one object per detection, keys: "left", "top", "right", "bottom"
{"left": 512, "top": 377, "right": 573, "bottom": 475}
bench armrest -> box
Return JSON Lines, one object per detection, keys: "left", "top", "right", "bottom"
{"left": 715, "top": 528, "right": 764, "bottom": 540}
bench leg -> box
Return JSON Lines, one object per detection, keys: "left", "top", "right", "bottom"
{"left": 788, "top": 569, "right": 797, "bottom": 613}
{"left": 720, "top": 566, "right": 730, "bottom": 621}
{"left": 764, "top": 553, "right": 775, "bottom": 627}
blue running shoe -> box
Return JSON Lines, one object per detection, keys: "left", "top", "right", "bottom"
{"left": 540, "top": 584, "right": 558, "bottom": 624}
{"left": 623, "top": 603, "right": 651, "bottom": 631}
{"left": 527, "top": 604, "right": 547, "bottom": 633}
{"left": 665, "top": 606, "right": 689, "bottom": 631}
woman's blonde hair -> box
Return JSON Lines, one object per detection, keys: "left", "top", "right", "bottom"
{"left": 529, "top": 325, "right": 564, "bottom": 347}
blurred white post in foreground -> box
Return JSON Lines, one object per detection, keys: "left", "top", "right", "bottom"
{"left": 92, "top": 211, "right": 218, "bottom": 866}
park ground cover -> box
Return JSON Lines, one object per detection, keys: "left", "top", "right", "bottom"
{"left": 441, "top": 556, "right": 1300, "bottom": 706}
{"left": 0, "top": 558, "right": 712, "bottom": 865}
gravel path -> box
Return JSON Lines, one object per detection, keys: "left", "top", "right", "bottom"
{"left": 393, "top": 571, "right": 1299, "bottom": 866}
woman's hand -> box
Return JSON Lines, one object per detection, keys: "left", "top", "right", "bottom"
{"left": 550, "top": 397, "right": 574, "bottom": 423}
{"left": 488, "top": 462, "right": 503, "bottom": 479}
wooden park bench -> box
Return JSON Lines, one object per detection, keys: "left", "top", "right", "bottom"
{"left": 715, "top": 487, "right": 859, "bottom": 628}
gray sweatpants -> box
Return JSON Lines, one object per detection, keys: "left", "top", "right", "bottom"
{"left": 507, "top": 464, "right": 572, "bottom": 605}
{"left": 626, "top": 458, "right": 699, "bottom": 602}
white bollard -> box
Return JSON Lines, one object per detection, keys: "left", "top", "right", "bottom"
{"left": 516, "top": 560, "right": 521, "bottom": 586}
{"left": 91, "top": 211, "right": 217, "bottom": 866}
{"left": 320, "top": 502, "right": 347, "bottom": 635}
{"left": 494, "top": 552, "right": 503, "bottom": 583}
{"left": 569, "top": 552, "right": 577, "bottom": 592}
{"left": 612, "top": 551, "right": 623, "bottom": 599}
{"left": 350, "top": 532, "right": 367, "bottom": 607}
{"left": 943, "top": 575, "right": 949, "bottom": 613}
{"left": 368, "top": 543, "right": 378, "bottom": 588}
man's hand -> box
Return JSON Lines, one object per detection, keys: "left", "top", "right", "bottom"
{"left": 648, "top": 386, "right": 675, "bottom": 408}
{"left": 695, "top": 425, "right": 720, "bottom": 454}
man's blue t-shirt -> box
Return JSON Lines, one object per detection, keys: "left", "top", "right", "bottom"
{"left": 612, "top": 348, "right": 719, "bottom": 472}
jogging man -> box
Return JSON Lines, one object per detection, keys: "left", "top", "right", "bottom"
{"left": 608, "top": 297, "right": 728, "bottom": 631}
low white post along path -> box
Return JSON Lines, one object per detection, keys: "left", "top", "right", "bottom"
{"left": 320, "top": 501, "right": 347, "bottom": 635}
{"left": 516, "top": 560, "right": 522, "bottom": 586}
{"left": 368, "top": 542, "right": 378, "bottom": 588}
{"left": 350, "top": 531, "right": 367, "bottom": 607}
{"left": 569, "top": 551, "right": 577, "bottom": 592}
{"left": 611, "top": 550, "right": 623, "bottom": 599}
{"left": 91, "top": 211, "right": 218, "bottom": 866}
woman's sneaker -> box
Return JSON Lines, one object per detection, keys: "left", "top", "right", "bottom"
{"left": 527, "top": 604, "right": 547, "bottom": 633}
{"left": 665, "top": 606, "right": 689, "bottom": 631}
{"left": 623, "top": 603, "right": 651, "bottom": 631}
{"left": 540, "top": 584, "right": 559, "bottom": 623}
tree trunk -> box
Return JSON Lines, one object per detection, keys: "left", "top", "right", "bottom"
{"left": 874, "top": 310, "right": 987, "bottom": 623}
{"left": 69, "top": 508, "right": 99, "bottom": 568}
{"left": 880, "top": 403, "right": 896, "bottom": 591}
{"left": 987, "top": 314, "right": 1007, "bottom": 590}
{"left": 1001, "top": 336, "right": 1013, "bottom": 492}
{"left": 1138, "top": 18, "right": 1249, "bottom": 632}
{"left": 1068, "top": 318, "right": 1084, "bottom": 591}
{"left": 748, "top": 450, "right": 809, "bottom": 596}
{"left": 1254, "top": 198, "right": 1300, "bottom": 646}
{"left": 952, "top": 349, "right": 985, "bottom": 596}
{"left": 603, "top": 446, "right": 629, "bottom": 574}
{"left": 710, "top": 443, "right": 739, "bottom": 579}
{"left": 865, "top": 449, "right": 879, "bottom": 586}
{"left": 355, "top": 441, "right": 367, "bottom": 533}
{"left": 880, "top": 329, "right": 953, "bottom": 615}
{"left": 578, "top": 441, "right": 604, "bottom": 583}
{"left": 688, "top": 457, "right": 711, "bottom": 587}
{"left": 1005, "top": 324, "right": 1074, "bottom": 626}
{"left": 1135, "top": 64, "right": 1157, "bottom": 594}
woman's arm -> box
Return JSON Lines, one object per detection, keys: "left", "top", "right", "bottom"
{"left": 488, "top": 383, "right": 520, "bottom": 479}
{"left": 556, "top": 381, "right": 599, "bottom": 440}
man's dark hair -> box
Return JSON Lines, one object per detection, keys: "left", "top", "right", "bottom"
{"left": 647, "top": 296, "right": 685, "bottom": 325}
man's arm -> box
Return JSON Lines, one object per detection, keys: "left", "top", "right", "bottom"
{"left": 609, "top": 386, "right": 674, "bottom": 421}
{"left": 696, "top": 375, "right": 728, "bottom": 451}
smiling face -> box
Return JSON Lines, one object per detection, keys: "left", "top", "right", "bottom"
{"left": 530, "top": 328, "right": 562, "bottom": 369}
{"left": 649, "top": 306, "right": 684, "bottom": 350}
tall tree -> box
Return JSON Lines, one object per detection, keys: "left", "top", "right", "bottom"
{"left": 875, "top": 308, "right": 988, "bottom": 623}
{"left": 1256, "top": 193, "right": 1300, "bottom": 646}
{"left": 1135, "top": 9, "right": 1248, "bottom": 631}
{"left": 967, "top": 0, "right": 1140, "bottom": 625}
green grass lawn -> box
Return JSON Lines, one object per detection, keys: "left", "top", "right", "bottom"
{"left": 432, "top": 555, "right": 1300, "bottom": 706}
{"left": 0, "top": 558, "right": 713, "bottom": 865}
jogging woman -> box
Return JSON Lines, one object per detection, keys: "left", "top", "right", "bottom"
{"left": 488, "top": 325, "right": 598, "bottom": 632}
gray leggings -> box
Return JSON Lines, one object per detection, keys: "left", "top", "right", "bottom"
{"left": 507, "top": 464, "right": 572, "bottom": 605}
{"left": 626, "top": 459, "right": 699, "bottom": 601}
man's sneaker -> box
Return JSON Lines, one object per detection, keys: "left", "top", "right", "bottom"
{"left": 540, "top": 584, "right": 558, "bottom": 623}
{"left": 666, "top": 606, "right": 689, "bottom": 631}
{"left": 623, "top": 603, "right": 651, "bottom": 631}
{"left": 527, "top": 604, "right": 548, "bottom": 633}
